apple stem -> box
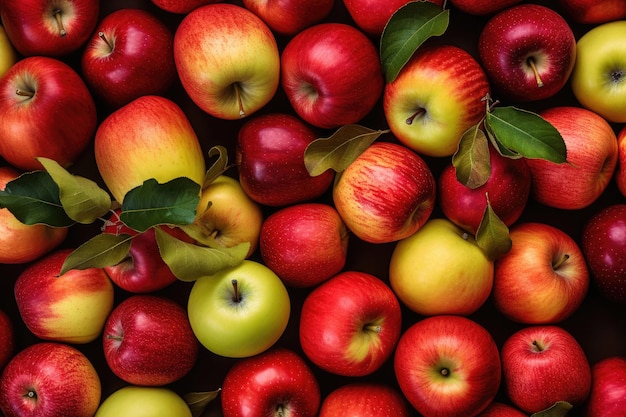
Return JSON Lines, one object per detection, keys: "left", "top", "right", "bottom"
{"left": 532, "top": 340, "right": 545, "bottom": 352}
{"left": 233, "top": 83, "right": 246, "bottom": 118}
{"left": 363, "top": 323, "right": 382, "bottom": 333}
{"left": 98, "top": 32, "right": 114, "bottom": 51}
{"left": 552, "top": 253, "right": 570, "bottom": 270}
{"left": 231, "top": 279, "right": 242, "bottom": 303}
{"left": 106, "top": 334, "right": 123, "bottom": 342}
{"left": 526, "top": 57, "right": 544, "bottom": 88}
{"left": 405, "top": 108, "right": 426, "bottom": 125}
{"left": 52, "top": 9, "right": 67, "bottom": 37}
{"left": 15, "top": 89, "right": 35, "bottom": 98}
{"left": 440, "top": 368, "right": 450, "bottom": 377}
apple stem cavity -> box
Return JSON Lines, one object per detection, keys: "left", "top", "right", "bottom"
{"left": 98, "top": 32, "right": 114, "bottom": 52}
{"left": 231, "top": 279, "right": 242, "bottom": 303}
{"left": 552, "top": 253, "right": 570, "bottom": 270}
{"left": 52, "top": 9, "right": 67, "bottom": 37}
{"left": 406, "top": 108, "right": 426, "bottom": 125}
{"left": 526, "top": 57, "right": 544, "bottom": 88}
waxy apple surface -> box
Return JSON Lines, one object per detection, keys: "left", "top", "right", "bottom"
{"left": 449, "top": 0, "right": 522, "bottom": 15}
{"left": 0, "top": 25, "right": 17, "bottom": 77}
{"left": 150, "top": 0, "right": 219, "bottom": 14}
{"left": 242, "top": 0, "right": 334, "bottom": 36}
{"left": 616, "top": 126, "right": 626, "bottom": 197}
{"left": 319, "top": 383, "right": 411, "bottom": 417}
{"left": 585, "top": 356, "right": 626, "bottom": 416}
{"left": 95, "top": 386, "right": 192, "bottom": 417}
{"left": 557, "top": 0, "right": 626, "bottom": 24}
{"left": 0, "top": 309, "right": 14, "bottom": 370}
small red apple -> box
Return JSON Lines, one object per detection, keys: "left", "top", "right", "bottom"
{"left": 319, "top": 383, "right": 411, "bottom": 417}
{"left": 585, "top": 356, "right": 626, "bottom": 416}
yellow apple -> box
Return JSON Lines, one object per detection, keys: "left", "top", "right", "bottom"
{"left": 95, "top": 386, "right": 192, "bottom": 417}
{"left": 0, "top": 25, "right": 17, "bottom": 78}
{"left": 389, "top": 217, "right": 494, "bottom": 316}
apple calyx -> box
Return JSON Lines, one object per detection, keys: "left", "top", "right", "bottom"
{"left": 231, "top": 279, "right": 242, "bottom": 303}
{"left": 23, "top": 388, "right": 38, "bottom": 402}
{"left": 52, "top": 9, "right": 68, "bottom": 37}
{"left": 526, "top": 57, "right": 544, "bottom": 88}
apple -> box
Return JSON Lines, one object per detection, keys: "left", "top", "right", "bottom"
{"left": 343, "top": 0, "right": 444, "bottom": 38}
{"left": 332, "top": 141, "right": 436, "bottom": 244}
{"left": 242, "top": 0, "right": 334, "bottom": 36}
{"left": 150, "top": 0, "right": 219, "bottom": 14}
{"left": 0, "top": 24, "right": 17, "bottom": 78}
{"left": 570, "top": 20, "right": 626, "bottom": 123}
{"left": 81, "top": 8, "right": 177, "bottom": 109}
{"left": 0, "top": 342, "right": 101, "bottom": 417}
{"left": 0, "top": 0, "right": 99, "bottom": 57}
{"left": 280, "top": 22, "right": 384, "bottom": 129}
{"left": 0, "top": 310, "right": 14, "bottom": 370}
{"left": 318, "top": 383, "right": 411, "bottom": 417}
{"left": 102, "top": 295, "right": 199, "bottom": 386}
{"left": 299, "top": 271, "right": 402, "bottom": 377}
{"left": 581, "top": 204, "right": 626, "bottom": 304}
{"left": 525, "top": 106, "right": 618, "bottom": 210}
{"left": 616, "top": 126, "right": 626, "bottom": 197}
{"left": 438, "top": 143, "right": 532, "bottom": 235}
{"left": 383, "top": 44, "right": 491, "bottom": 157}
{"left": 389, "top": 217, "right": 494, "bottom": 316}
{"left": 94, "top": 95, "right": 207, "bottom": 204}
{"left": 476, "top": 402, "right": 527, "bottom": 416}
{"left": 557, "top": 0, "right": 626, "bottom": 25}
{"left": 194, "top": 175, "right": 264, "bottom": 258}
{"left": 236, "top": 113, "right": 335, "bottom": 207}
{"left": 0, "top": 56, "right": 97, "bottom": 171}
{"left": 449, "top": 0, "right": 522, "bottom": 15}
{"left": 478, "top": 4, "right": 577, "bottom": 103}
{"left": 493, "top": 222, "right": 590, "bottom": 324}
{"left": 501, "top": 325, "right": 592, "bottom": 413}
{"left": 95, "top": 386, "right": 192, "bottom": 417}
{"left": 585, "top": 356, "right": 626, "bottom": 416}
{"left": 173, "top": 3, "right": 280, "bottom": 120}
{"left": 394, "top": 315, "right": 502, "bottom": 417}
{"left": 187, "top": 259, "right": 291, "bottom": 358}
{"left": 221, "top": 347, "right": 321, "bottom": 417}
{"left": 0, "top": 166, "right": 69, "bottom": 264}
{"left": 259, "top": 203, "right": 349, "bottom": 288}
{"left": 14, "top": 248, "right": 115, "bottom": 344}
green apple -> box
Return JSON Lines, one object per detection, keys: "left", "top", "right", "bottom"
{"left": 0, "top": 25, "right": 17, "bottom": 78}
{"left": 570, "top": 20, "right": 626, "bottom": 123}
{"left": 388, "top": 217, "right": 494, "bottom": 316}
{"left": 95, "top": 386, "right": 192, "bottom": 417}
{"left": 187, "top": 260, "right": 291, "bottom": 358}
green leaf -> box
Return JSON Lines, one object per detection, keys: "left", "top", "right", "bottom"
{"left": 37, "top": 157, "right": 112, "bottom": 224}
{"left": 475, "top": 195, "right": 512, "bottom": 261}
{"left": 380, "top": 1, "right": 449, "bottom": 83}
{"left": 452, "top": 123, "right": 491, "bottom": 189}
{"left": 120, "top": 177, "right": 201, "bottom": 232}
{"left": 203, "top": 145, "right": 230, "bottom": 189}
{"left": 304, "top": 124, "right": 387, "bottom": 176}
{"left": 531, "top": 401, "right": 573, "bottom": 417}
{"left": 184, "top": 389, "right": 221, "bottom": 417}
{"left": 0, "top": 170, "right": 74, "bottom": 227}
{"left": 485, "top": 106, "right": 567, "bottom": 163}
{"left": 154, "top": 227, "right": 249, "bottom": 282}
{"left": 59, "top": 233, "right": 134, "bottom": 275}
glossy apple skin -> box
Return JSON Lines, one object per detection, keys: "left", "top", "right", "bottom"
{"left": 242, "top": 0, "right": 334, "bottom": 36}
{"left": 299, "top": 271, "right": 402, "bottom": 377}
{"left": 236, "top": 113, "right": 334, "bottom": 207}
{"left": 14, "top": 249, "right": 115, "bottom": 344}
{"left": 259, "top": 203, "right": 349, "bottom": 288}
{"left": 449, "top": 0, "right": 522, "bottom": 15}
{"left": 557, "top": 0, "right": 626, "bottom": 24}
{"left": 476, "top": 402, "right": 527, "bottom": 416}
{"left": 585, "top": 356, "right": 626, "bottom": 416}
{"left": 0, "top": 25, "right": 17, "bottom": 77}
{"left": 150, "top": 0, "right": 219, "bottom": 14}
{"left": 0, "top": 309, "right": 14, "bottom": 370}
{"left": 0, "top": 166, "right": 68, "bottom": 264}
{"left": 333, "top": 141, "right": 436, "bottom": 244}
{"left": 0, "top": 56, "right": 97, "bottom": 171}
{"left": 81, "top": 8, "right": 177, "bottom": 109}
{"left": 526, "top": 106, "right": 618, "bottom": 210}
{"left": 95, "top": 386, "right": 192, "bottom": 417}
{"left": 617, "top": 126, "right": 626, "bottom": 197}
{"left": 0, "top": 342, "right": 101, "bottom": 417}
{"left": 319, "top": 383, "right": 411, "bottom": 417}
{"left": 389, "top": 217, "right": 494, "bottom": 316}
{"left": 174, "top": 3, "right": 280, "bottom": 120}
{"left": 383, "top": 44, "right": 491, "bottom": 157}
{"left": 280, "top": 22, "right": 384, "bottom": 129}
{"left": 501, "top": 325, "right": 592, "bottom": 413}
{"left": 94, "top": 95, "right": 207, "bottom": 204}
{"left": 394, "top": 315, "right": 501, "bottom": 417}
{"left": 0, "top": 0, "right": 99, "bottom": 57}
{"left": 581, "top": 204, "right": 626, "bottom": 304}
{"left": 221, "top": 348, "right": 321, "bottom": 417}
{"left": 438, "top": 145, "right": 531, "bottom": 235}
{"left": 103, "top": 295, "right": 199, "bottom": 386}
{"left": 478, "top": 4, "right": 576, "bottom": 103}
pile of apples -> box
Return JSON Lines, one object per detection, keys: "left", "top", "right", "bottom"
{"left": 0, "top": 0, "right": 625, "bottom": 416}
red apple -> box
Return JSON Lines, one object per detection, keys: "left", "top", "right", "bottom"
{"left": 478, "top": 4, "right": 577, "bottom": 103}
{"left": 585, "top": 356, "right": 626, "bottom": 416}
{"left": 493, "top": 222, "right": 590, "bottom": 324}
{"left": 394, "top": 315, "right": 502, "bottom": 417}
{"left": 0, "top": 310, "right": 14, "bottom": 370}
{"left": 280, "top": 22, "right": 384, "bottom": 129}
{"left": 102, "top": 295, "right": 199, "bottom": 386}
{"left": 526, "top": 106, "right": 618, "bottom": 210}
{"left": 449, "top": 0, "right": 522, "bottom": 15}
{"left": 242, "top": 0, "right": 334, "bottom": 36}
{"left": 319, "top": 382, "right": 411, "bottom": 417}
{"left": 221, "top": 347, "right": 321, "bottom": 417}
{"left": 556, "top": 0, "right": 626, "bottom": 24}
{"left": 81, "top": 8, "right": 177, "bottom": 109}
{"left": 438, "top": 143, "right": 532, "bottom": 235}
{"left": 0, "top": 56, "right": 97, "bottom": 171}
{"left": 259, "top": 203, "right": 349, "bottom": 288}
{"left": 14, "top": 248, "right": 115, "bottom": 344}
{"left": 616, "top": 125, "right": 626, "bottom": 198}
{"left": 150, "top": 0, "right": 219, "bottom": 14}
{"left": 0, "top": 0, "right": 99, "bottom": 57}
{"left": 299, "top": 271, "right": 402, "bottom": 377}
{"left": 501, "top": 325, "right": 592, "bottom": 413}
{"left": 333, "top": 141, "right": 436, "bottom": 244}
{"left": 236, "top": 113, "right": 334, "bottom": 207}
{"left": 581, "top": 204, "right": 626, "bottom": 304}
{"left": 0, "top": 342, "right": 101, "bottom": 417}
{"left": 476, "top": 402, "right": 527, "bottom": 416}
